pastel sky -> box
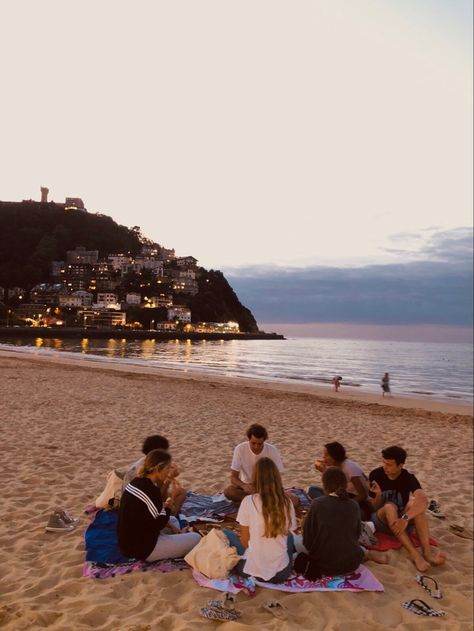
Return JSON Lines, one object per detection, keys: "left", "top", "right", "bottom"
{"left": 1, "top": 1, "right": 472, "bottom": 337}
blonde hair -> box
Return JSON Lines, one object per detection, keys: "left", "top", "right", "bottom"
{"left": 138, "top": 449, "right": 171, "bottom": 477}
{"left": 253, "top": 458, "right": 291, "bottom": 538}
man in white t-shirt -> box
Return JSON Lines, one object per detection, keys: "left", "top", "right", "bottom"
{"left": 224, "top": 424, "right": 284, "bottom": 503}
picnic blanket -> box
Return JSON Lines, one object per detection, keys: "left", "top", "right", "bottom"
{"left": 192, "top": 565, "right": 384, "bottom": 594}
{"left": 83, "top": 509, "right": 188, "bottom": 579}
{"left": 180, "top": 492, "right": 236, "bottom": 519}
{"left": 367, "top": 531, "right": 438, "bottom": 551}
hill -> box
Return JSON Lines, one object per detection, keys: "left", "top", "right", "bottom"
{"left": 0, "top": 200, "right": 258, "bottom": 332}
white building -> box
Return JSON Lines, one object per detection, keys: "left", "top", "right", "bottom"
{"left": 73, "top": 290, "right": 93, "bottom": 306}
{"left": 167, "top": 306, "right": 191, "bottom": 322}
{"left": 125, "top": 292, "right": 141, "bottom": 305}
{"left": 108, "top": 254, "right": 131, "bottom": 273}
{"left": 59, "top": 294, "right": 82, "bottom": 307}
{"left": 155, "top": 321, "right": 177, "bottom": 331}
{"left": 145, "top": 294, "right": 173, "bottom": 308}
{"left": 95, "top": 293, "right": 120, "bottom": 310}
{"left": 176, "top": 256, "right": 198, "bottom": 268}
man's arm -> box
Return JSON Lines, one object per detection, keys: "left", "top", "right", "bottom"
{"left": 390, "top": 489, "right": 428, "bottom": 536}
{"left": 230, "top": 469, "right": 253, "bottom": 494}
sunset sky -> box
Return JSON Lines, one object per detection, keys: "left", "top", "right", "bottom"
{"left": 1, "top": 1, "right": 472, "bottom": 338}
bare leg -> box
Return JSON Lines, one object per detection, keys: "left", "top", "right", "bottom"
{"left": 413, "top": 512, "right": 447, "bottom": 566}
{"left": 223, "top": 484, "right": 249, "bottom": 503}
{"left": 377, "top": 503, "right": 430, "bottom": 572}
{"left": 366, "top": 550, "right": 390, "bottom": 564}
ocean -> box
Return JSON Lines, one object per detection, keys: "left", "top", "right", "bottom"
{"left": 1, "top": 336, "right": 472, "bottom": 405}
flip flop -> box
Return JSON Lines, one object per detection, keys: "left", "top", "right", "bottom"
{"left": 199, "top": 606, "right": 240, "bottom": 622}
{"left": 416, "top": 575, "right": 442, "bottom": 599}
{"left": 401, "top": 599, "right": 445, "bottom": 617}
{"left": 262, "top": 600, "right": 288, "bottom": 620}
{"left": 201, "top": 593, "right": 241, "bottom": 621}
{"left": 206, "top": 592, "right": 238, "bottom": 612}
{"left": 449, "top": 523, "right": 474, "bottom": 540}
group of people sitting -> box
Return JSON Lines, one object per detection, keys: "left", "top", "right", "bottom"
{"left": 116, "top": 423, "right": 446, "bottom": 583}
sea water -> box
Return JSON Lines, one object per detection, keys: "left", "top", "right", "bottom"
{"left": 1, "top": 336, "right": 472, "bottom": 405}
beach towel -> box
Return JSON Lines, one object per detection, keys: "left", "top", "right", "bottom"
{"left": 192, "top": 565, "right": 384, "bottom": 594}
{"left": 367, "top": 531, "right": 438, "bottom": 551}
{"left": 180, "top": 488, "right": 311, "bottom": 519}
{"left": 181, "top": 492, "right": 236, "bottom": 518}
{"left": 83, "top": 509, "right": 189, "bottom": 579}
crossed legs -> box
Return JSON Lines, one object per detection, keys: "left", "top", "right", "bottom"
{"left": 375, "top": 502, "right": 446, "bottom": 572}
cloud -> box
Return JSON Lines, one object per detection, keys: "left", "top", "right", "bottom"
{"left": 225, "top": 228, "right": 473, "bottom": 326}
{"left": 383, "top": 226, "right": 473, "bottom": 262}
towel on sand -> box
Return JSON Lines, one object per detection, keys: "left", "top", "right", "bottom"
{"left": 192, "top": 565, "right": 384, "bottom": 594}
{"left": 368, "top": 531, "right": 438, "bottom": 551}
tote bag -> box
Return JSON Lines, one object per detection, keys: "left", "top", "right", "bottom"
{"left": 184, "top": 528, "right": 240, "bottom": 579}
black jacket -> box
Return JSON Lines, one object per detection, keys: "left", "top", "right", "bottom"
{"left": 117, "top": 477, "right": 171, "bottom": 560}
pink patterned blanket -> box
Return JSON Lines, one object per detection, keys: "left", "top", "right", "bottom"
{"left": 192, "top": 565, "right": 384, "bottom": 594}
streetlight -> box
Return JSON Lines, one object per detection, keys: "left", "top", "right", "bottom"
{"left": 150, "top": 319, "right": 155, "bottom": 331}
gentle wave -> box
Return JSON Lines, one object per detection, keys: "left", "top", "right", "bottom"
{"left": 1, "top": 337, "right": 472, "bottom": 405}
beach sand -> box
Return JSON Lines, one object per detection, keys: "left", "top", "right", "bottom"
{"left": 0, "top": 350, "right": 472, "bottom": 630}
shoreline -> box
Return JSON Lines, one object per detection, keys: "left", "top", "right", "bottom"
{"left": 1, "top": 347, "right": 472, "bottom": 417}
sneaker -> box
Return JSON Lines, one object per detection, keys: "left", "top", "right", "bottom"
{"left": 58, "top": 509, "right": 80, "bottom": 526}
{"left": 427, "top": 500, "right": 445, "bottom": 519}
{"left": 45, "top": 511, "right": 77, "bottom": 532}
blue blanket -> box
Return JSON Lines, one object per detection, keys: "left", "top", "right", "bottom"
{"left": 83, "top": 509, "right": 189, "bottom": 578}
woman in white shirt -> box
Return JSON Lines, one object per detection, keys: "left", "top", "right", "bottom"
{"left": 225, "top": 457, "right": 297, "bottom": 583}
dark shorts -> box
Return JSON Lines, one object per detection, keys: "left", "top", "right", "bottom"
{"left": 371, "top": 501, "right": 413, "bottom": 535}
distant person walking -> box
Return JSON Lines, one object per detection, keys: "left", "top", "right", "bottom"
{"left": 381, "top": 372, "right": 391, "bottom": 397}
{"left": 332, "top": 376, "right": 342, "bottom": 392}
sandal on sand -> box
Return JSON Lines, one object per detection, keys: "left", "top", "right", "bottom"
{"left": 199, "top": 606, "right": 240, "bottom": 622}
{"left": 200, "top": 593, "right": 241, "bottom": 622}
{"left": 263, "top": 600, "right": 288, "bottom": 620}
{"left": 401, "top": 599, "right": 445, "bottom": 617}
{"left": 449, "top": 523, "right": 474, "bottom": 540}
{"left": 416, "top": 575, "right": 442, "bottom": 599}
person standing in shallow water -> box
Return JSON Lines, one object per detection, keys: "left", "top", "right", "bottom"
{"left": 381, "top": 372, "right": 391, "bottom": 397}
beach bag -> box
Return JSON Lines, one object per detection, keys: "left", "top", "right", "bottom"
{"left": 95, "top": 469, "right": 124, "bottom": 509}
{"left": 184, "top": 528, "right": 240, "bottom": 579}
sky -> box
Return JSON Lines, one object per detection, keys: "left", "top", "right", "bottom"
{"left": 1, "top": 1, "right": 472, "bottom": 338}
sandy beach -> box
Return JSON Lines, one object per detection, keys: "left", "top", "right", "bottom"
{"left": 0, "top": 349, "right": 472, "bottom": 630}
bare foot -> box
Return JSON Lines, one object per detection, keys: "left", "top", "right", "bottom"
{"left": 425, "top": 551, "right": 447, "bottom": 566}
{"left": 367, "top": 550, "right": 390, "bottom": 565}
{"left": 412, "top": 554, "right": 430, "bottom": 573}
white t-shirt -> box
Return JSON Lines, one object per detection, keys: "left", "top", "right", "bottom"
{"left": 237, "top": 494, "right": 296, "bottom": 581}
{"left": 342, "top": 458, "right": 369, "bottom": 496}
{"left": 231, "top": 442, "right": 284, "bottom": 484}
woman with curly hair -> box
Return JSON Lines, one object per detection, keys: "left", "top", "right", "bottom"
{"left": 225, "top": 457, "right": 297, "bottom": 583}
